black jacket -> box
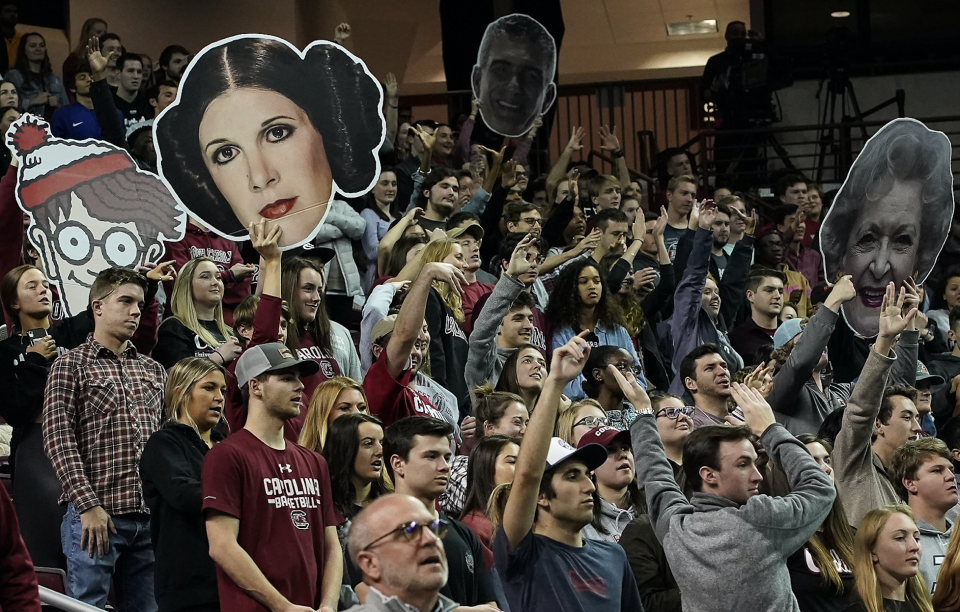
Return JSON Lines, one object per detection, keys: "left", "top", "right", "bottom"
{"left": 140, "top": 421, "right": 220, "bottom": 612}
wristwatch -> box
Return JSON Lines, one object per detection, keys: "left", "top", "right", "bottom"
{"left": 636, "top": 406, "right": 655, "bottom": 417}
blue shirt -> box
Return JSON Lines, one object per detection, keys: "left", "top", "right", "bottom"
{"left": 50, "top": 102, "right": 123, "bottom": 141}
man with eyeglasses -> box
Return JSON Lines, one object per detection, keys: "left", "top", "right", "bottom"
{"left": 495, "top": 333, "right": 643, "bottom": 612}
{"left": 503, "top": 200, "right": 542, "bottom": 235}
{"left": 43, "top": 268, "right": 167, "bottom": 610}
{"left": 346, "top": 494, "right": 459, "bottom": 612}
{"left": 365, "top": 417, "right": 498, "bottom": 610}
{"left": 202, "top": 342, "right": 344, "bottom": 612}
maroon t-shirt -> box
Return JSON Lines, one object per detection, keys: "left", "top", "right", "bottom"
{"left": 201, "top": 429, "right": 342, "bottom": 611}
{"left": 461, "top": 280, "right": 494, "bottom": 336}
{"left": 363, "top": 350, "right": 445, "bottom": 427}
{"left": 289, "top": 328, "right": 343, "bottom": 438}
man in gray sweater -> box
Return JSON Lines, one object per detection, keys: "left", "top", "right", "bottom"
{"left": 616, "top": 367, "right": 835, "bottom": 612}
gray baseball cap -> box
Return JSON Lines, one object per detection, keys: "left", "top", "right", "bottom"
{"left": 235, "top": 342, "right": 320, "bottom": 389}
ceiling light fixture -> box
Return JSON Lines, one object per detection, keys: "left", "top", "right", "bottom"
{"left": 831, "top": 11, "right": 851, "bottom": 17}
{"left": 666, "top": 19, "right": 718, "bottom": 36}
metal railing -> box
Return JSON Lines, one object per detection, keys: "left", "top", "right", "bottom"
{"left": 39, "top": 586, "right": 104, "bottom": 612}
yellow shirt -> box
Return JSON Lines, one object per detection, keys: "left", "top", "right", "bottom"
{"left": 5, "top": 29, "right": 20, "bottom": 66}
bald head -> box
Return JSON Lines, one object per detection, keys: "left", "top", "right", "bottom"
{"left": 348, "top": 494, "right": 448, "bottom": 599}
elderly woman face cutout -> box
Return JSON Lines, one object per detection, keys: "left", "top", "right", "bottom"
{"left": 841, "top": 179, "right": 921, "bottom": 334}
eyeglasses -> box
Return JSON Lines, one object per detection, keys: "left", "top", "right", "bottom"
{"left": 515, "top": 171, "right": 529, "bottom": 179}
{"left": 519, "top": 217, "right": 542, "bottom": 227}
{"left": 656, "top": 406, "right": 695, "bottom": 420}
{"left": 362, "top": 518, "right": 447, "bottom": 551}
{"left": 574, "top": 416, "right": 610, "bottom": 429}
{"left": 413, "top": 340, "right": 429, "bottom": 352}
{"left": 610, "top": 361, "right": 641, "bottom": 376}
{"left": 525, "top": 253, "right": 546, "bottom": 265}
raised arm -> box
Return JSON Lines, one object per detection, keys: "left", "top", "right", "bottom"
{"left": 453, "top": 99, "right": 480, "bottom": 169}
{"left": 465, "top": 236, "right": 535, "bottom": 389}
{"left": 717, "top": 215, "right": 756, "bottom": 327}
{"left": 599, "top": 125, "right": 631, "bottom": 190}
{"left": 511, "top": 116, "right": 541, "bottom": 168}
{"left": 383, "top": 73, "right": 399, "bottom": 146}
{"left": 725, "top": 384, "right": 835, "bottom": 554}
{"left": 669, "top": 204, "right": 717, "bottom": 365}
{"left": 388, "top": 263, "right": 465, "bottom": 381}
{"left": 766, "top": 277, "right": 854, "bottom": 415}
{"left": 546, "top": 127, "right": 584, "bottom": 203}
{"left": 502, "top": 333, "right": 590, "bottom": 552}
{"left": 377, "top": 207, "right": 423, "bottom": 275}
{"left": 612, "top": 366, "right": 693, "bottom": 541}
{"left": 86, "top": 37, "right": 125, "bottom": 148}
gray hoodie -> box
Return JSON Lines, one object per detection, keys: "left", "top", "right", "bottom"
{"left": 465, "top": 274, "right": 526, "bottom": 390}
{"left": 631, "top": 415, "right": 835, "bottom": 612}
{"left": 582, "top": 498, "right": 638, "bottom": 543}
{"left": 766, "top": 307, "right": 918, "bottom": 436}
{"left": 915, "top": 517, "right": 953, "bottom": 594}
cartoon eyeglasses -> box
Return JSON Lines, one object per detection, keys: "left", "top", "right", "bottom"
{"left": 54, "top": 222, "right": 145, "bottom": 269}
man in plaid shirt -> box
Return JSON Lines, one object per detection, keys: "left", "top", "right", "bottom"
{"left": 43, "top": 268, "right": 167, "bottom": 611}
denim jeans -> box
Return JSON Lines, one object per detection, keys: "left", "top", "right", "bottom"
{"left": 61, "top": 503, "right": 157, "bottom": 611}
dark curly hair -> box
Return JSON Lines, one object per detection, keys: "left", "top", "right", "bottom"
{"left": 544, "top": 258, "right": 625, "bottom": 331}
{"left": 156, "top": 36, "right": 384, "bottom": 237}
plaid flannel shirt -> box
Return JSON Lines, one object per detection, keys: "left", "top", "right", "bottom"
{"left": 439, "top": 455, "right": 469, "bottom": 516}
{"left": 42, "top": 335, "right": 166, "bottom": 515}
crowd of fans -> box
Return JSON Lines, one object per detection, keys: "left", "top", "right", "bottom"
{"left": 3, "top": 8, "right": 960, "bottom": 612}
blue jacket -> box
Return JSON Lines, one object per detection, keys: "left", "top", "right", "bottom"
{"left": 50, "top": 102, "right": 121, "bottom": 140}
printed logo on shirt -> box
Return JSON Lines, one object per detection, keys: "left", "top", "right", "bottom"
{"left": 412, "top": 390, "right": 445, "bottom": 421}
{"left": 72, "top": 121, "right": 84, "bottom": 127}
{"left": 803, "top": 548, "right": 852, "bottom": 575}
{"left": 445, "top": 314, "right": 467, "bottom": 342}
{"left": 464, "top": 551, "right": 475, "bottom": 574}
{"left": 297, "top": 346, "right": 332, "bottom": 362}
{"left": 279, "top": 463, "right": 292, "bottom": 473}
{"left": 319, "top": 361, "right": 335, "bottom": 378}
{"left": 530, "top": 326, "right": 546, "bottom": 351}
{"left": 568, "top": 570, "right": 607, "bottom": 597}
{"left": 262, "top": 476, "right": 323, "bottom": 510}
{"left": 291, "top": 509, "right": 309, "bottom": 530}
{"left": 188, "top": 246, "right": 234, "bottom": 265}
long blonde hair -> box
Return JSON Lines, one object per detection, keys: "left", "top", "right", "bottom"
{"left": 165, "top": 357, "right": 225, "bottom": 436}
{"left": 299, "top": 377, "right": 369, "bottom": 452}
{"left": 852, "top": 505, "right": 933, "bottom": 612}
{"left": 554, "top": 399, "right": 605, "bottom": 445}
{"left": 933, "top": 524, "right": 960, "bottom": 611}
{"left": 419, "top": 239, "right": 464, "bottom": 323}
{"left": 166, "top": 257, "right": 234, "bottom": 349}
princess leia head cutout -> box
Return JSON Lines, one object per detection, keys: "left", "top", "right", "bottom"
{"left": 820, "top": 118, "right": 953, "bottom": 337}
{"left": 155, "top": 34, "right": 385, "bottom": 250}
{"left": 472, "top": 14, "right": 557, "bottom": 138}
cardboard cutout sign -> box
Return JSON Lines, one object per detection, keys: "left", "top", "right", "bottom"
{"left": 7, "top": 114, "right": 186, "bottom": 317}
{"left": 820, "top": 118, "right": 953, "bottom": 337}
{"left": 471, "top": 14, "right": 558, "bottom": 138}
{"left": 154, "top": 34, "right": 386, "bottom": 250}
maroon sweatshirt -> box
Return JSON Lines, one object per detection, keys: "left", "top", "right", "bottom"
{"left": 162, "top": 223, "right": 252, "bottom": 325}
{"left": 0, "top": 485, "right": 41, "bottom": 612}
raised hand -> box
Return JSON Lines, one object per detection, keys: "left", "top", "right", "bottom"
{"left": 567, "top": 168, "right": 580, "bottom": 200}
{"left": 506, "top": 233, "right": 539, "bottom": 279}
{"left": 501, "top": 160, "right": 519, "bottom": 189}
{"left": 528, "top": 115, "right": 543, "bottom": 138}
{"left": 825, "top": 274, "right": 856, "bottom": 310}
{"left": 724, "top": 383, "right": 775, "bottom": 436}
{"left": 423, "top": 262, "right": 467, "bottom": 298}
{"left": 334, "top": 23, "right": 351, "bottom": 44}
{"left": 470, "top": 98, "right": 481, "bottom": 119}
{"left": 144, "top": 260, "right": 177, "bottom": 283}
{"left": 574, "top": 228, "right": 602, "bottom": 254}
{"left": 384, "top": 72, "right": 398, "bottom": 99}
{"left": 460, "top": 416, "right": 478, "bottom": 454}
{"left": 565, "top": 127, "right": 585, "bottom": 152}
{"left": 86, "top": 36, "right": 108, "bottom": 76}
{"left": 598, "top": 125, "right": 621, "bottom": 152}
{"left": 606, "top": 362, "right": 651, "bottom": 410}
{"left": 549, "top": 331, "right": 591, "bottom": 384}
{"left": 405, "top": 207, "right": 425, "bottom": 224}
{"left": 249, "top": 219, "right": 282, "bottom": 261}
{"left": 875, "top": 282, "right": 917, "bottom": 356}
{"left": 697, "top": 199, "right": 717, "bottom": 231}
{"left": 414, "top": 126, "right": 436, "bottom": 154}
{"left": 654, "top": 206, "right": 669, "bottom": 238}
{"left": 481, "top": 145, "right": 506, "bottom": 172}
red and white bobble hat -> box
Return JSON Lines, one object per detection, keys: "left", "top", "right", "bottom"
{"left": 6, "top": 113, "right": 135, "bottom": 211}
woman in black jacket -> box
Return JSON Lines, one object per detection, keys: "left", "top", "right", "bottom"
{"left": 141, "top": 357, "right": 226, "bottom": 612}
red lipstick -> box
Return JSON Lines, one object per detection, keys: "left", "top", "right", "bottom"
{"left": 259, "top": 197, "right": 297, "bottom": 220}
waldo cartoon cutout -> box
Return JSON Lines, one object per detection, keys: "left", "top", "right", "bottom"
{"left": 8, "top": 114, "right": 185, "bottom": 317}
